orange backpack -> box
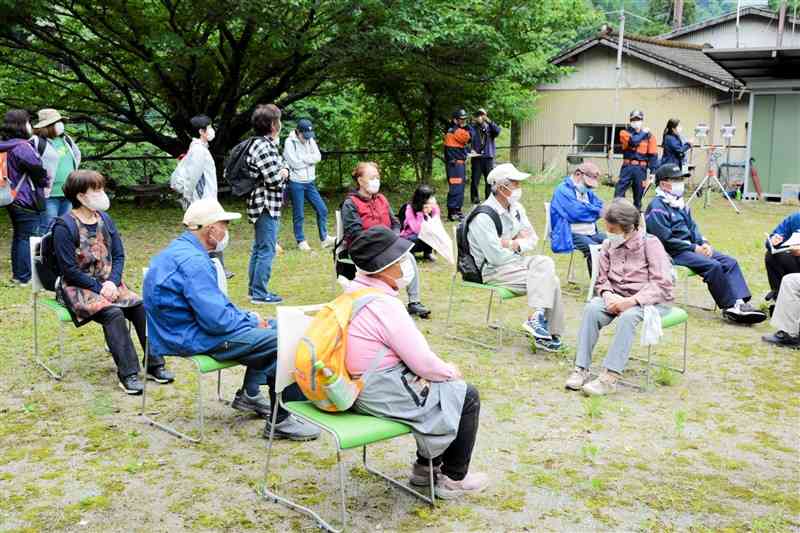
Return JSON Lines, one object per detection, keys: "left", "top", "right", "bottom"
{"left": 294, "top": 288, "right": 383, "bottom": 412}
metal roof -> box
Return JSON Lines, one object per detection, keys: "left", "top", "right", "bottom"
{"left": 658, "top": 7, "right": 799, "bottom": 41}
{"left": 703, "top": 47, "right": 800, "bottom": 84}
{"left": 552, "top": 34, "right": 739, "bottom": 92}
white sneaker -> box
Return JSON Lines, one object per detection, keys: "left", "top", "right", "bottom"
{"left": 298, "top": 241, "right": 312, "bottom": 251}
{"left": 582, "top": 370, "right": 619, "bottom": 396}
{"left": 321, "top": 236, "right": 336, "bottom": 249}
{"left": 565, "top": 367, "right": 590, "bottom": 391}
{"left": 435, "top": 472, "right": 489, "bottom": 499}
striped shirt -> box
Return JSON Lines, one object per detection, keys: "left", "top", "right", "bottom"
{"left": 246, "top": 136, "right": 287, "bottom": 221}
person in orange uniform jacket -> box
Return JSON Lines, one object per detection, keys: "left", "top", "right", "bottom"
{"left": 615, "top": 109, "right": 658, "bottom": 210}
{"left": 444, "top": 109, "right": 471, "bottom": 221}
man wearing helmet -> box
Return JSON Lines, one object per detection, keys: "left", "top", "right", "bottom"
{"left": 615, "top": 110, "right": 658, "bottom": 209}
{"left": 444, "top": 109, "right": 472, "bottom": 221}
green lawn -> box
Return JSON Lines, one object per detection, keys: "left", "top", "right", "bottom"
{"left": 0, "top": 180, "right": 798, "bottom": 532}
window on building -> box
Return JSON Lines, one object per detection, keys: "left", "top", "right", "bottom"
{"left": 574, "top": 124, "right": 625, "bottom": 155}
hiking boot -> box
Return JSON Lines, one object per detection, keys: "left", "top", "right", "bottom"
{"left": 321, "top": 236, "right": 336, "bottom": 249}
{"left": 724, "top": 302, "right": 767, "bottom": 325}
{"left": 762, "top": 331, "right": 800, "bottom": 350}
{"left": 232, "top": 389, "right": 272, "bottom": 418}
{"left": 407, "top": 302, "right": 431, "bottom": 319}
{"left": 522, "top": 311, "right": 551, "bottom": 340}
{"left": 410, "top": 462, "right": 441, "bottom": 487}
{"left": 535, "top": 335, "right": 563, "bottom": 353}
{"left": 118, "top": 374, "right": 144, "bottom": 395}
{"left": 582, "top": 370, "right": 619, "bottom": 396}
{"left": 263, "top": 415, "right": 320, "bottom": 441}
{"left": 298, "top": 241, "right": 312, "bottom": 251}
{"left": 435, "top": 472, "right": 489, "bottom": 500}
{"left": 565, "top": 367, "right": 590, "bottom": 391}
{"left": 146, "top": 365, "right": 175, "bottom": 384}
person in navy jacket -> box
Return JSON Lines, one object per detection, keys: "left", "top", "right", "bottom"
{"left": 660, "top": 118, "right": 694, "bottom": 169}
{"left": 645, "top": 164, "right": 766, "bottom": 325}
{"left": 548, "top": 162, "right": 605, "bottom": 274}
{"left": 468, "top": 109, "right": 501, "bottom": 204}
{"left": 765, "top": 211, "right": 800, "bottom": 300}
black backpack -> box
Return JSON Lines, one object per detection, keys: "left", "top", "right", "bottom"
{"left": 396, "top": 202, "right": 409, "bottom": 228}
{"left": 456, "top": 205, "right": 502, "bottom": 284}
{"left": 36, "top": 216, "right": 79, "bottom": 292}
{"left": 223, "top": 137, "right": 258, "bottom": 197}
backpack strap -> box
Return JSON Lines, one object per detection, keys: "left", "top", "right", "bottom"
{"left": 32, "top": 136, "right": 46, "bottom": 158}
{"left": 466, "top": 205, "right": 502, "bottom": 237}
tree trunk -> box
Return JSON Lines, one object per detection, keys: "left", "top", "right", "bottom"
{"left": 510, "top": 118, "right": 522, "bottom": 166}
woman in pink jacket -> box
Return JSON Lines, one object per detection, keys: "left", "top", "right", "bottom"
{"left": 345, "top": 226, "right": 487, "bottom": 499}
{"left": 399, "top": 184, "right": 439, "bottom": 261}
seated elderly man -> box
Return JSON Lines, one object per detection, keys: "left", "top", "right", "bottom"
{"left": 345, "top": 226, "right": 487, "bottom": 498}
{"left": 549, "top": 161, "right": 606, "bottom": 274}
{"left": 143, "top": 199, "right": 318, "bottom": 441}
{"left": 645, "top": 164, "right": 766, "bottom": 325}
{"left": 566, "top": 199, "right": 674, "bottom": 396}
{"left": 467, "top": 163, "right": 565, "bottom": 351}
{"left": 762, "top": 273, "right": 800, "bottom": 350}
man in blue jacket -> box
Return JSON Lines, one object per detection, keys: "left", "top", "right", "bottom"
{"left": 144, "top": 199, "right": 318, "bottom": 441}
{"left": 765, "top": 211, "right": 800, "bottom": 301}
{"left": 548, "top": 162, "right": 606, "bottom": 275}
{"left": 645, "top": 164, "right": 766, "bottom": 325}
{"left": 468, "top": 108, "right": 502, "bottom": 204}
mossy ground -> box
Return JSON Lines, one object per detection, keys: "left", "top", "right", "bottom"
{"left": 1, "top": 179, "right": 798, "bottom": 532}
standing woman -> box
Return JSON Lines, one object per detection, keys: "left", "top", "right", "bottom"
{"left": 1, "top": 109, "right": 47, "bottom": 285}
{"left": 32, "top": 109, "right": 81, "bottom": 234}
{"left": 54, "top": 170, "right": 174, "bottom": 394}
{"left": 660, "top": 119, "right": 695, "bottom": 170}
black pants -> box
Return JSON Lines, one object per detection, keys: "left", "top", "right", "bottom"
{"left": 410, "top": 237, "right": 433, "bottom": 258}
{"left": 765, "top": 251, "right": 800, "bottom": 295}
{"left": 417, "top": 383, "right": 480, "bottom": 481}
{"left": 93, "top": 304, "right": 164, "bottom": 379}
{"left": 470, "top": 157, "right": 494, "bottom": 203}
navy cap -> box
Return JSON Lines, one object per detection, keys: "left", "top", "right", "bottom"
{"left": 296, "top": 118, "right": 315, "bottom": 139}
{"left": 655, "top": 163, "right": 689, "bottom": 183}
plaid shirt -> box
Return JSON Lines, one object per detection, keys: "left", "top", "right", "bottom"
{"left": 246, "top": 136, "right": 287, "bottom": 221}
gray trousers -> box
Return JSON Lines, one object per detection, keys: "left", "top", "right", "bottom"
{"left": 576, "top": 297, "right": 670, "bottom": 373}
{"left": 771, "top": 273, "right": 800, "bottom": 336}
{"left": 483, "top": 255, "right": 565, "bottom": 336}
{"left": 406, "top": 254, "right": 421, "bottom": 303}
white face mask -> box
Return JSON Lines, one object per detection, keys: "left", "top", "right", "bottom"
{"left": 80, "top": 190, "right": 110, "bottom": 212}
{"left": 504, "top": 185, "right": 522, "bottom": 204}
{"left": 366, "top": 178, "right": 380, "bottom": 195}
{"left": 670, "top": 182, "right": 685, "bottom": 198}
{"left": 213, "top": 228, "right": 229, "bottom": 252}
{"left": 205, "top": 126, "right": 215, "bottom": 142}
{"left": 54, "top": 122, "right": 65, "bottom": 136}
{"left": 630, "top": 120, "right": 643, "bottom": 131}
{"left": 607, "top": 232, "right": 625, "bottom": 245}
{"left": 396, "top": 256, "right": 415, "bottom": 289}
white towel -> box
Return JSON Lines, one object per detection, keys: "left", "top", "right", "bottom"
{"left": 640, "top": 305, "right": 663, "bottom": 346}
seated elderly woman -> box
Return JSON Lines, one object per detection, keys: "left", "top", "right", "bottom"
{"left": 565, "top": 198, "right": 675, "bottom": 396}
{"left": 344, "top": 226, "right": 487, "bottom": 499}
{"left": 53, "top": 170, "right": 174, "bottom": 395}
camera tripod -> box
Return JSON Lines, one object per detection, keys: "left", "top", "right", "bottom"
{"left": 687, "top": 145, "right": 740, "bottom": 214}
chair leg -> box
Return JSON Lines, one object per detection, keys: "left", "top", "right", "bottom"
{"left": 33, "top": 297, "right": 64, "bottom": 381}
{"left": 646, "top": 345, "right": 653, "bottom": 391}
{"left": 337, "top": 450, "right": 347, "bottom": 531}
{"left": 680, "top": 320, "right": 688, "bottom": 374}
{"left": 139, "top": 354, "right": 200, "bottom": 444}
{"left": 196, "top": 364, "right": 205, "bottom": 441}
{"left": 362, "top": 446, "right": 435, "bottom": 506}
{"left": 567, "top": 251, "right": 575, "bottom": 284}
{"left": 485, "top": 290, "right": 495, "bottom": 326}
{"left": 445, "top": 273, "right": 457, "bottom": 327}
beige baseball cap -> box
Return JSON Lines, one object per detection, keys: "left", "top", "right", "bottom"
{"left": 183, "top": 198, "right": 241, "bottom": 229}
{"left": 487, "top": 163, "right": 530, "bottom": 185}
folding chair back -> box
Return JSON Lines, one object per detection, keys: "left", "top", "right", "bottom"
{"left": 29, "top": 236, "right": 44, "bottom": 293}
{"left": 335, "top": 210, "right": 344, "bottom": 242}
{"left": 275, "top": 305, "right": 322, "bottom": 395}
{"left": 587, "top": 243, "right": 603, "bottom": 301}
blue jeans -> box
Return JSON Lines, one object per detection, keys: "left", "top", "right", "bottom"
{"left": 207, "top": 324, "right": 305, "bottom": 422}
{"left": 6, "top": 205, "right": 41, "bottom": 283}
{"left": 615, "top": 164, "right": 647, "bottom": 209}
{"left": 39, "top": 197, "right": 72, "bottom": 234}
{"left": 248, "top": 212, "right": 280, "bottom": 299}
{"left": 288, "top": 180, "right": 329, "bottom": 243}
{"left": 672, "top": 249, "right": 750, "bottom": 309}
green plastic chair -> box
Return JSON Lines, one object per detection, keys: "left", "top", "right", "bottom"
{"left": 30, "top": 237, "right": 71, "bottom": 380}
{"left": 260, "top": 305, "right": 435, "bottom": 532}
{"left": 140, "top": 262, "right": 236, "bottom": 443}
{"left": 673, "top": 265, "right": 716, "bottom": 311}
{"left": 445, "top": 227, "right": 524, "bottom": 349}
{"left": 588, "top": 244, "right": 689, "bottom": 390}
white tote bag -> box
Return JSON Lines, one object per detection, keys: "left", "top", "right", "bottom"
{"left": 418, "top": 215, "right": 455, "bottom": 265}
